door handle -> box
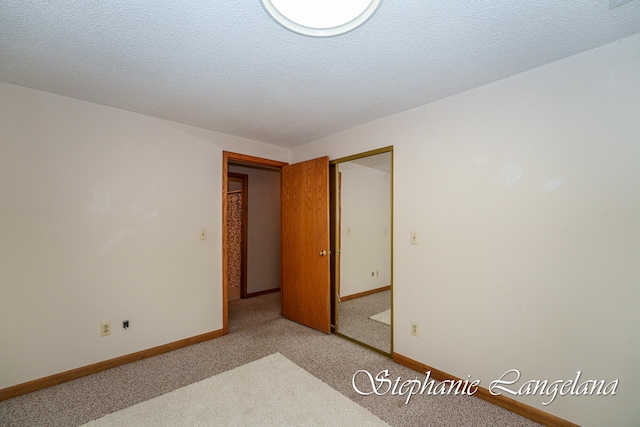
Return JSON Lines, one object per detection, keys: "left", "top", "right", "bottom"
{"left": 319, "top": 250, "right": 327, "bottom": 256}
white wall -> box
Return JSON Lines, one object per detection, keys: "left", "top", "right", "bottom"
{"left": 339, "top": 162, "right": 391, "bottom": 296}
{"left": 228, "top": 165, "right": 281, "bottom": 294}
{"left": 0, "top": 82, "right": 287, "bottom": 389}
{"left": 292, "top": 34, "right": 640, "bottom": 427}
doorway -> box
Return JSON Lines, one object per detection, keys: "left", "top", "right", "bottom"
{"left": 222, "top": 152, "right": 287, "bottom": 334}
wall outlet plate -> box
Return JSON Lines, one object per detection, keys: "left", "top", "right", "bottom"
{"left": 411, "top": 321, "right": 419, "bottom": 336}
{"left": 101, "top": 321, "right": 111, "bottom": 337}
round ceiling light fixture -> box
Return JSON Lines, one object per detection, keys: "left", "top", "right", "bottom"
{"left": 261, "top": 0, "right": 382, "bottom": 37}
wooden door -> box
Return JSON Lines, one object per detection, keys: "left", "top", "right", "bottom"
{"left": 281, "top": 156, "right": 331, "bottom": 334}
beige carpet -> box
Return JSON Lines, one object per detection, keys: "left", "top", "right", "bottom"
{"left": 369, "top": 309, "right": 391, "bottom": 326}
{"left": 81, "top": 353, "right": 389, "bottom": 427}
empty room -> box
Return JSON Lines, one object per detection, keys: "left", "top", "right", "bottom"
{"left": 1, "top": 2, "right": 639, "bottom": 426}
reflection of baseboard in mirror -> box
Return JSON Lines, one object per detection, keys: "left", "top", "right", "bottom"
{"left": 340, "top": 285, "right": 390, "bottom": 302}
{"left": 330, "top": 146, "right": 393, "bottom": 356}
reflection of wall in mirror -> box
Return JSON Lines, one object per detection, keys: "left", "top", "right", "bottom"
{"left": 340, "top": 162, "right": 390, "bottom": 297}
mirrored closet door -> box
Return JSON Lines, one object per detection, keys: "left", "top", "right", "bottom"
{"left": 330, "top": 147, "right": 392, "bottom": 355}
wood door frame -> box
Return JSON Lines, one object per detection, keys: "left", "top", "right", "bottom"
{"left": 222, "top": 152, "right": 288, "bottom": 335}
{"left": 227, "top": 172, "right": 249, "bottom": 299}
{"left": 329, "top": 166, "right": 341, "bottom": 330}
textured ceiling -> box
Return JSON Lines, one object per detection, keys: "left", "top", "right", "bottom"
{"left": 1, "top": 1, "right": 639, "bottom": 148}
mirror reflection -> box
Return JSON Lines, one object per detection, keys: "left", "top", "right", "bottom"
{"left": 332, "top": 150, "right": 392, "bottom": 354}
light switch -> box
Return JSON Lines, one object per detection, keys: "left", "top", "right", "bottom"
{"left": 410, "top": 231, "right": 418, "bottom": 245}
{"left": 200, "top": 228, "right": 207, "bottom": 240}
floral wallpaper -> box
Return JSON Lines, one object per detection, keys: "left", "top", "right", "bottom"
{"left": 227, "top": 191, "right": 242, "bottom": 297}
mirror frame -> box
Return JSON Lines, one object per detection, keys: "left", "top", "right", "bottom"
{"left": 330, "top": 146, "right": 393, "bottom": 357}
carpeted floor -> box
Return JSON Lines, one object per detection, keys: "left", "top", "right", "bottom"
{"left": 0, "top": 292, "right": 542, "bottom": 427}
{"left": 338, "top": 290, "right": 391, "bottom": 353}
{"left": 81, "top": 353, "right": 389, "bottom": 427}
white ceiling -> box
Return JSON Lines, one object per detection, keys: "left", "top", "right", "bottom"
{"left": 1, "top": 1, "right": 639, "bottom": 148}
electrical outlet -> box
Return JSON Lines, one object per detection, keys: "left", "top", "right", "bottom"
{"left": 123, "top": 320, "right": 129, "bottom": 329}
{"left": 411, "top": 321, "right": 419, "bottom": 336}
{"left": 410, "top": 231, "right": 418, "bottom": 245}
{"left": 101, "top": 321, "right": 111, "bottom": 337}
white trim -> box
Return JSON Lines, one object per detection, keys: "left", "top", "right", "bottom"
{"left": 260, "top": 0, "right": 382, "bottom": 38}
